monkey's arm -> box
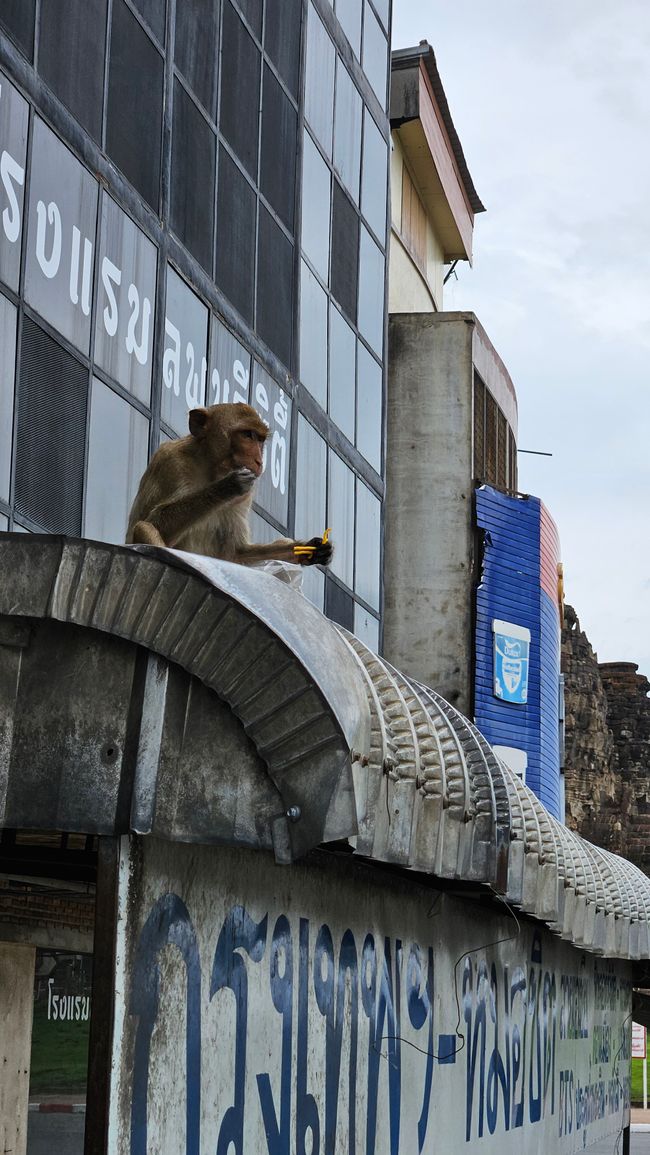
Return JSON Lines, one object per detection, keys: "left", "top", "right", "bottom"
{"left": 129, "top": 469, "right": 256, "bottom": 548}
{"left": 235, "top": 537, "right": 333, "bottom": 567}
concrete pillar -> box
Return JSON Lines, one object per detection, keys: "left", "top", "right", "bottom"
{"left": 384, "top": 312, "right": 474, "bottom": 713}
{"left": 0, "top": 942, "right": 35, "bottom": 1155}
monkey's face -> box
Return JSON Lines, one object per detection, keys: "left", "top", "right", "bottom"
{"left": 189, "top": 404, "right": 269, "bottom": 478}
{"left": 231, "top": 425, "right": 268, "bottom": 477}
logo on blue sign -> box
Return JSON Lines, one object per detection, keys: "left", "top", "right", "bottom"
{"left": 493, "top": 619, "right": 530, "bottom": 704}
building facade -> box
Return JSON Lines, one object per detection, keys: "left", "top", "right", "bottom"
{"left": 0, "top": 0, "right": 390, "bottom": 646}
{"left": 384, "top": 41, "right": 563, "bottom": 813}
{"left": 0, "top": 18, "right": 640, "bottom": 1155}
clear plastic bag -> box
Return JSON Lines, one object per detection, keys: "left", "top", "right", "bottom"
{"left": 255, "top": 559, "right": 304, "bottom": 592}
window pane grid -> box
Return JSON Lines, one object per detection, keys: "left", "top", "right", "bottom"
{"left": 0, "top": 5, "right": 387, "bottom": 638}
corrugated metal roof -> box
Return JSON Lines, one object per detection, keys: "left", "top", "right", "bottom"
{"left": 0, "top": 535, "right": 647, "bottom": 960}
{"left": 391, "top": 42, "right": 486, "bottom": 214}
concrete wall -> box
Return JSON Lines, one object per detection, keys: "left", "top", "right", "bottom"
{"left": 109, "top": 836, "right": 632, "bottom": 1154}
{"left": 0, "top": 942, "right": 35, "bottom": 1155}
{"left": 383, "top": 312, "right": 474, "bottom": 710}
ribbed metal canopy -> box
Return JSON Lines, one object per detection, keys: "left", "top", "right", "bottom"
{"left": 0, "top": 535, "right": 647, "bottom": 959}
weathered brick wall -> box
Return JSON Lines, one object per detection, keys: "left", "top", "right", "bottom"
{"left": 562, "top": 604, "right": 650, "bottom": 871}
{"left": 599, "top": 660, "right": 650, "bottom": 871}
{"left": 562, "top": 605, "right": 620, "bottom": 850}
{"left": 0, "top": 881, "right": 94, "bottom": 934}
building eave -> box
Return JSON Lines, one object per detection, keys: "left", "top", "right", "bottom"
{"left": 391, "top": 42, "right": 485, "bottom": 215}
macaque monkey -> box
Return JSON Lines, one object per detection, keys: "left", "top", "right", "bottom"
{"left": 126, "top": 402, "right": 333, "bottom": 568}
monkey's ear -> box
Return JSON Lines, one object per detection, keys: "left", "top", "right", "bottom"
{"left": 189, "top": 408, "right": 209, "bottom": 438}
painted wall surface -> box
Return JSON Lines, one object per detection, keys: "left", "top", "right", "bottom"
{"left": 109, "top": 837, "right": 632, "bottom": 1155}
{"left": 475, "top": 486, "right": 562, "bottom": 816}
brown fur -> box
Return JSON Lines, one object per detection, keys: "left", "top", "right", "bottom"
{"left": 126, "top": 402, "right": 333, "bottom": 568}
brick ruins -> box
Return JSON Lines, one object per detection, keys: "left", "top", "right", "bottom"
{"left": 563, "top": 604, "right": 650, "bottom": 870}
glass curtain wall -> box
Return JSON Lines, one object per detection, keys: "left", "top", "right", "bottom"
{"left": 0, "top": 0, "right": 390, "bottom": 645}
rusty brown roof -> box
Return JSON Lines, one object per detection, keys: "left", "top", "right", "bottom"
{"left": 391, "top": 42, "right": 486, "bottom": 215}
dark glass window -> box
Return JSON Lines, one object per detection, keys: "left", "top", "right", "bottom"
{"left": 234, "top": 0, "right": 262, "bottom": 39}
{"left": 251, "top": 363, "right": 291, "bottom": 526}
{"left": 94, "top": 193, "right": 158, "bottom": 404}
{"left": 295, "top": 415, "right": 326, "bottom": 542}
{"left": 355, "top": 479, "right": 380, "bottom": 610}
{"left": 356, "top": 343, "right": 381, "bottom": 472}
{"left": 335, "top": 0, "right": 361, "bottom": 58}
{"left": 174, "top": 0, "right": 219, "bottom": 116}
{"left": 161, "top": 266, "right": 209, "bottom": 435}
{"left": 106, "top": 0, "right": 164, "bottom": 211}
{"left": 260, "top": 65, "right": 296, "bottom": 230}
{"left": 15, "top": 317, "right": 88, "bottom": 534}
{"left": 301, "top": 130, "right": 331, "bottom": 283}
{"left": 0, "top": 293, "right": 17, "bottom": 503}
{"left": 361, "top": 110, "right": 387, "bottom": 242}
{"left": 0, "top": 74, "right": 29, "bottom": 295}
{"left": 171, "top": 81, "right": 216, "bottom": 271}
{"left": 331, "top": 180, "right": 358, "bottom": 324}
{"left": 220, "top": 2, "right": 260, "bottom": 180}
{"left": 85, "top": 378, "right": 149, "bottom": 544}
{"left": 132, "top": 0, "right": 166, "bottom": 43}
{"left": 333, "top": 63, "right": 362, "bottom": 203}
{"left": 256, "top": 206, "right": 293, "bottom": 368}
{"left": 216, "top": 148, "right": 256, "bottom": 324}
{"left": 328, "top": 303, "right": 355, "bottom": 441}
{"left": 0, "top": 0, "right": 35, "bottom": 61}
{"left": 328, "top": 450, "right": 354, "bottom": 587}
{"left": 358, "top": 225, "right": 384, "bottom": 356}
{"left": 209, "top": 316, "right": 251, "bottom": 405}
{"left": 325, "top": 578, "right": 354, "bottom": 630}
{"left": 299, "top": 261, "right": 328, "bottom": 407}
{"left": 304, "top": 5, "right": 335, "bottom": 159}
{"left": 361, "top": 2, "right": 388, "bottom": 105}
{"left": 39, "top": 0, "right": 107, "bottom": 142}
{"left": 369, "top": 0, "right": 389, "bottom": 33}
{"left": 264, "top": 0, "right": 301, "bottom": 96}
{"left": 24, "top": 118, "right": 99, "bottom": 356}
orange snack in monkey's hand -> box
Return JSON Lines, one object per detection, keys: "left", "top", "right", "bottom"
{"left": 293, "top": 527, "right": 331, "bottom": 561}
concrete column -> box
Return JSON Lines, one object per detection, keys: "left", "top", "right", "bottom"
{"left": 0, "top": 942, "right": 35, "bottom": 1155}
{"left": 384, "top": 312, "right": 474, "bottom": 713}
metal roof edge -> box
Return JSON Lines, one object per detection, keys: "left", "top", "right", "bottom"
{"left": 391, "top": 42, "right": 486, "bottom": 214}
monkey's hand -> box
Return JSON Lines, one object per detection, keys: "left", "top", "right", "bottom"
{"left": 293, "top": 536, "right": 334, "bottom": 566}
{"left": 213, "top": 467, "right": 257, "bottom": 501}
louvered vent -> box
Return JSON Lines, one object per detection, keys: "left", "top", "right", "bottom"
{"left": 497, "top": 410, "right": 508, "bottom": 489}
{"left": 473, "top": 373, "right": 485, "bottom": 480}
{"left": 485, "top": 389, "right": 497, "bottom": 485}
{"left": 508, "top": 428, "right": 517, "bottom": 491}
{"left": 15, "top": 317, "right": 88, "bottom": 533}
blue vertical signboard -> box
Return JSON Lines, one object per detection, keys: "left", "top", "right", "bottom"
{"left": 475, "top": 487, "right": 562, "bottom": 817}
{"left": 492, "top": 619, "right": 530, "bottom": 704}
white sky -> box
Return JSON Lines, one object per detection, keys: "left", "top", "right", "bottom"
{"left": 391, "top": 1, "right": 650, "bottom": 675}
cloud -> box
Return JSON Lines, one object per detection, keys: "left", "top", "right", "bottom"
{"left": 392, "top": 0, "right": 650, "bottom": 674}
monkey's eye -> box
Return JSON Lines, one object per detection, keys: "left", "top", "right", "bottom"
{"left": 242, "top": 430, "right": 255, "bottom": 439}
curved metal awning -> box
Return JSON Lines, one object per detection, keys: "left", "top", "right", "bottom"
{"left": 0, "top": 534, "right": 647, "bottom": 959}
{"left": 335, "top": 627, "right": 650, "bottom": 960}
{"left": 0, "top": 535, "right": 368, "bottom": 863}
